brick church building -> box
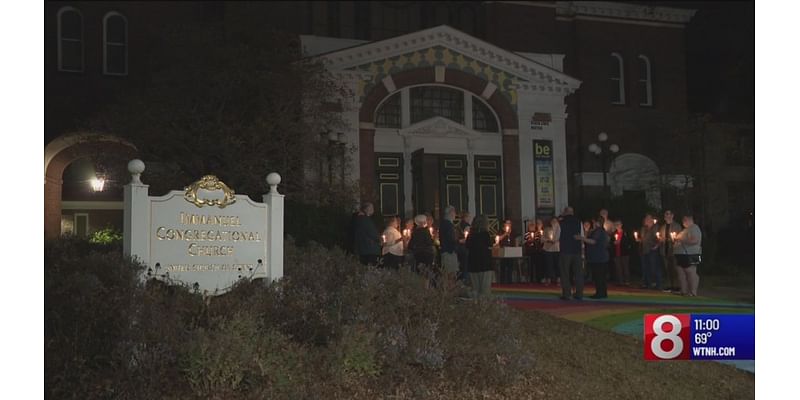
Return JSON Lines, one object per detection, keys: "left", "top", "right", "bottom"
{"left": 45, "top": 1, "right": 699, "bottom": 238}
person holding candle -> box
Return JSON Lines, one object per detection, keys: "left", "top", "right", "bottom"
{"left": 674, "top": 214, "right": 702, "bottom": 296}
{"left": 498, "top": 219, "right": 515, "bottom": 284}
{"left": 638, "top": 213, "right": 662, "bottom": 290}
{"left": 523, "top": 219, "right": 545, "bottom": 284}
{"left": 408, "top": 214, "right": 435, "bottom": 274}
{"left": 402, "top": 218, "right": 415, "bottom": 269}
{"left": 559, "top": 206, "right": 584, "bottom": 300}
{"left": 466, "top": 215, "right": 494, "bottom": 298}
{"left": 353, "top": 202, "right": 381, "bottom": 266}
{"left": 579, "top": 216, "right": 610, "bottom": 299}
{"left": 456, "top": 212, "right": 473, "bottom": 284}
{"left": 658, "top": 210, "right": 682, "bottom": 293}
{"left": 439, "top": 206, "right": 460, "bottom": 287}
{"left": 542, "top": 217, "right": 560, "bottom": 285}
{"left": 381, "top": 217, "right": 404, "bottom": 270}
{"left": 612, "top": 219, "right": 634, "bottom": 286}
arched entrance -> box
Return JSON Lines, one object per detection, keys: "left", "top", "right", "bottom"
{"left": 608, "top": 153, "right": 662, "bottom": 208}
{"left": 44, "top": 134, "right": 137, "bottom": 239}
{"left": 359, "top": 66, "right": 520, "bottom": 229}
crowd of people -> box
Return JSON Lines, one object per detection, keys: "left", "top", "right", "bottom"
{"left": 349, "top": 202, "right": 703, "bottom": 300}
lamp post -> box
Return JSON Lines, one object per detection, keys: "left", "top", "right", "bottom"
{"left": 588, "top": 132, "right": 619, "bottom": 204}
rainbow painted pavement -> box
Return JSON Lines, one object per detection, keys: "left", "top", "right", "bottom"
{"left": 493, "top": 283, "right": 755, "bottom": 372}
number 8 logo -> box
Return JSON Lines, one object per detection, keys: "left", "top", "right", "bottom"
{"left": 651, "top": 315, "right": 684, "bottom": 359}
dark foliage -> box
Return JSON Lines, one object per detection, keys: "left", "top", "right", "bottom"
{"left": 45, "top": 238, "right": 536, "bottom": 399}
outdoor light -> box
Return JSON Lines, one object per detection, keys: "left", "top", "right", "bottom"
{"left": 587, "top": 132, "right": 620, "bottom": 205}
{"left": 90, "top": 176, "right": 106, "bottom": 192}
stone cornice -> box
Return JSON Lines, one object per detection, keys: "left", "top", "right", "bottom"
{"left": 513, "top": 81, "right": 581, "bottom": 95}
{"left": 556, "top": 1, "right": 696, "bottom": 24}
{"left": 317, "top": 25, "right": 581, "bottom": 94}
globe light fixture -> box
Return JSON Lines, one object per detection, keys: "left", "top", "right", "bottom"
{"left": 587, "top": 132, "right": 620, "bottom": 204}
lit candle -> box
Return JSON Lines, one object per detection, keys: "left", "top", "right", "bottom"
{"left": 504, "top": 225, "right": 511, "bottom": 233}
{"left": 539, "top": 229, "right": 544, "bottom": 237}
{"left": 653, "top": 219, "right": 658, "bottom": 225}
{"left": 495, "top": 235, "right": 500, "bottom": 245}
{"left": 382, "top": 234, "right": 386, "bottom": 244}
{"left": 403, "top": 228, "right": 410, "bottom": 238}
{"left": 429, "top": 227, "right": 434, "bottom": 237}
{"left": 656, "top": 231, "right": 662, "bottom": 240}
{"left": 634, "top": 231, "right": 639, "bottom": 241}
{"left": 464, "top": 227, "right": 470, "bottom": 239}
{"left": 671, "top": 232, "right": 677, "bottom": 240}
{"left": 614, "top": 233, "right": 620, "bottom": 242}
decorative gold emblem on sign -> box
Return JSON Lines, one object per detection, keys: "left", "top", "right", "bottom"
{"left": 184, "top": 175, "right": 237, "bottom": 209}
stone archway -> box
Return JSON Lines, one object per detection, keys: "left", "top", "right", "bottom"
{"left": 44, "top": 134, "right": 137, "bottom": 239}
{"left": 608, "top": 152, "right": 662, "bottom": 208}
{"left": 358, "top": 66, "right": 522, "bottom": 223}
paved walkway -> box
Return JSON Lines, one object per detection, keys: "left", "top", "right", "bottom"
{"left": 493, "top": 283, "right": 755, "bottom": 373}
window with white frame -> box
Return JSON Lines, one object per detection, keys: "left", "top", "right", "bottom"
{"left": 637, "top": 55, "right": 653, "bottom": 106}
{"left": 103, "top": 12, "right": 128, "bottom": 75}
{"left": 610, "top": 52, "right": 625, "bottom": 104}
{"left": 410, "top": 86, "right": 464, "bottom": 124}
{"left": 376, "top": 92, "right": 401, "bottom": 128}
{"left": 57, "top": 7, "right": 83, "bottom": 72}
{"left": 472, "top": 96, "right": 498, "bottom": 132}
{"left": 376, "top": 86, "right": 500, "bottom": 132}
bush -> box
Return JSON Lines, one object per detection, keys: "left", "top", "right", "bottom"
{"left": 45, "top": 238, "right": 536, "bottom": 399}
{"left": 88, "top": 227, "right": 123, "bottom": 245}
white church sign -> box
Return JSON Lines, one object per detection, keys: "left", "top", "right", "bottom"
{"left": 123, "top": 159, "right": 284, "bottom": 294}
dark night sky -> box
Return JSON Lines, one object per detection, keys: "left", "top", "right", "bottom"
{"left": 629, "top": 1, "right": 754, "bottom": 120}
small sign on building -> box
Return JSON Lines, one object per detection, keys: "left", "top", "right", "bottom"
{"left": 530, "top": 112, "right": 552, "bottom": 130}
{"left": 123, "top": 160, "right": 284, "bottom": 295}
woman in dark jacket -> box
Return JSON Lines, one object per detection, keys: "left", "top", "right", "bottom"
{"left": 407, "top": 214, "right": 435, "bottom": 273}
{"left": 466, "top": 215, "right": 494, "bottom": 298}
{"left": 579, "top": 216, "right": 610, "bottom": 299}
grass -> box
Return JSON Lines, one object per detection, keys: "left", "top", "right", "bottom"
{"left": 461, "top": 306, "right": 755, "bottom": 400}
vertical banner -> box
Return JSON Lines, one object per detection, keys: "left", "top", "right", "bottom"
{"left": 533, "top": 140, "right": 555, "bottom": 217}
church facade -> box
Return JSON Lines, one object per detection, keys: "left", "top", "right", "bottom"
{"left": 45, "top": 1, "right": 697, "bottom": 238}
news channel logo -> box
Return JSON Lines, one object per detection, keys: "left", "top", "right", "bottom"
{"left": 643, "top": 314, "right": 754, "bottom": 361}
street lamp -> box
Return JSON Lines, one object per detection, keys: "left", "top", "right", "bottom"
{"left": 588, "top": 132, "right": 619, "bottom": 203}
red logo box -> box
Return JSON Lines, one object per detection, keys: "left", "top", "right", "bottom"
{"left": 644, "top": 314, "right": 691, "bottom": 360}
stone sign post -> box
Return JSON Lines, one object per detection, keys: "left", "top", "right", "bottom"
{"left": 123, "top": 159, "right": 284, "bottom": 294}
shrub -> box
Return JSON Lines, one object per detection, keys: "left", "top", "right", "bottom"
{"left": 45, "top": 237, "right": 536, "bottom": 399}
{"left": 88, "top": 227, "right": 123, "bottom": 245}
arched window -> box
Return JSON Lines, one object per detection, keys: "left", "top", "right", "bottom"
{"left": 410, "top": 86, "right": 464, "bottom": 124}
{"left": 472, "top": 96, "right": 499, "bottom": 132}
{"left": 103, "top": 12, "right": 128, "bottom": 75}
{"left": 637, "top": 55, "right": 653, "bottom": 106}
{"left": 610, "top": 52, "right": 625, "bottom": 105}
{"left": 376, "top": 92, "right": 401, "bottom": 128}
{"left": 57, "top": 7, "right": 83, "bottom": 72}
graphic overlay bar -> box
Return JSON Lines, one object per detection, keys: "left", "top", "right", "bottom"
{"left": 644, "top": 314, "right": 755, "bottom": 361}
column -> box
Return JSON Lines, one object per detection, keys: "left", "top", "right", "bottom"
{"left": 123, "top": 159, "right": 151, "bottom": 268}
{"left": 502, "top": 130, "right": 522, "bottom": 232}
{"left": 263, "top": 173, "right": 285, "bottom": 281}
